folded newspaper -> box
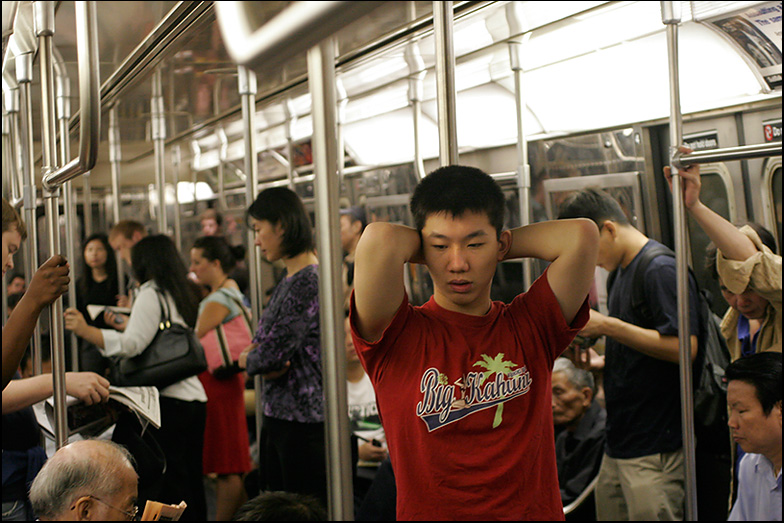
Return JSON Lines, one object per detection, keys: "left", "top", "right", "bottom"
{"left": 141, "top": 500, "right": 187, "bottom": 521}
{"left": 86, "top": 304, "right": 132, "bottom": 321}
{"left": 37, "top": 386, "right": 161, "bottom": 440}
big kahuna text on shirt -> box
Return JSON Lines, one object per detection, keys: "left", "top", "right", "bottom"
{"left": 415, "top": 353, "right": 531, "bottom": 432}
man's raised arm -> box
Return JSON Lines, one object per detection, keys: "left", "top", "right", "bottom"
{"left": 504, "top": 218, "right": 599, "bottom": 324}
{"left": 353, "top": 222, "right": 422, "bottom": 343}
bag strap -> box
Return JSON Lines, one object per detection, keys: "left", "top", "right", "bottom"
{"left": 152, "top": 288, "right": 172, "bottom": 329}
{"left": 215, "top": 324, "right": 233, "bottom": 366}
{"left": 217, "top": 288, "right": 254, "bottom": 336}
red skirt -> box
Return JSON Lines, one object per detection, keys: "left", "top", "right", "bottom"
{"left": 198, "top": 370, "right": 252, "bottom": 475}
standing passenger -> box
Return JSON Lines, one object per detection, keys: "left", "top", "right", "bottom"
{"left": 340, "top": 205, "right": 367, "bottom": 307}
{"left": 558, "top": 188, "right": 700, "bottom": 521}
{"left": 238, "top": 187, "right": 326, "bottom": 505}
{"left": 189, "top": 235, "right": 252, "bottom": 520}
{"left": 65, "top": 235, "right": 208, "bottom": 520}
{"left": 3, "top": 197, "right": 70, "bottom": 390}
{"left": 664, "top": 145, "right": 781, "bottom": 359}
{"left": 108, "top": 219, "right": 147, "bottom": 309}
{"left": 350, "top": 165, "right": 598, "bottom": 520}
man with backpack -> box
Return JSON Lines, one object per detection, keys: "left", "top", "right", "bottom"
{"left": 558, "top": 188, "right": 700, "bottom": 520}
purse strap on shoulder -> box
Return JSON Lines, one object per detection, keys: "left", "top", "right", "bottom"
{"left": 153, "top": 288, "right": 172, "bottom": 329}
{"left": 217, "top": 288, "right": 253, "bottom": 334}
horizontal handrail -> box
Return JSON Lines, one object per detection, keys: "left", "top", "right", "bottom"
{"left": 676, "top": 142, "right": 781, "bottom": 168}
{"left": 42, "top": 1, "right": 99, "bottom": 190}
{"left": 215, "top": 1, "right": 385, "bottom": 70}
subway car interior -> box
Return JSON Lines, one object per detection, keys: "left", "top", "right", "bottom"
{"left": 2, "top": 0, "right": 782, "bottom": 520}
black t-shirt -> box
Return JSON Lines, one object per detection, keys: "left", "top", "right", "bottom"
{"left": 76, "top": 275, "right": 121, "bottom": 330}
{"left": 604, "top": 240, "right": 700, "bottom": 459}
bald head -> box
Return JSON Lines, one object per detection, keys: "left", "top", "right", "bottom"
{"left": 30, "top": 439, "right": 138, "bottom": 521}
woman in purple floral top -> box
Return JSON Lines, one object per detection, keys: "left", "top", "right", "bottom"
{"left": 239, "top": 187, "right": 326, "bottom": 505}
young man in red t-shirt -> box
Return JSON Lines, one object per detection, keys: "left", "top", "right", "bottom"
{"left": 350, "top": 165, "right": 599, "bottom": 520}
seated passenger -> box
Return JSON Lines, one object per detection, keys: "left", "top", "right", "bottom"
{"left": 664, "top": 146, "right": 781, "bottom": 359}
{"left": 725, "top": 352, "right": 781, "bottom": 521}
{"left": 28, "top": 439, "right": 138, "bottom": 521}
{"left": 552, "top": 357, "right": 606, "bottom": 517}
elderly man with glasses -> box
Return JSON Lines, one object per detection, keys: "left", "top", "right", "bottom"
{"left": 29, "top": 439, "right": 139, "bottom": 521}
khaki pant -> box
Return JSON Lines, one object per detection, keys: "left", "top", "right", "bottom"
{"left": 595, "top": 449, "right": 685, "bottom": 521}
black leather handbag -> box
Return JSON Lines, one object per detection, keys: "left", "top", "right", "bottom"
{"left": 109, "top": 289, "right": 207, "bottom": 389}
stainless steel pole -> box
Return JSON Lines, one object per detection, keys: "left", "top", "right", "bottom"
{"left": 36, "top": 0, "right": 68, "bottom": 449}
{"left": 172, "top": 144, "right": 183, "bottom": 253}
{"left": 152, "top": 69, "right": 167, "bottom": 235}
{"left": 404, "top": 30, "right": 427, "bottom": 181}
{"left": 508, "top": 40, "right": 533, "bottom": 291}
{"left": 678, "top": 143, "right": 781, "bottom": 167}
{"left": 238, "top": 64, "right": 264, "bottom": 452}
{"left": 109, "top": 105, "right": 126, "bottom": 290}
{"left": 83, "top": 173, "right": 93, "bottom": 237}
{"left": 17, "top": 50, "right": 43, "bottom": 376}
{"left": 283, "top": 98, "right": 296, "bottom": 190}
{"left": 56, "top": 50, "right": 79, "bottom": 371}
{"left": 308, "top": 37, "right": 354, "bottom": 521}
{"left": 662, "top": 2, "right": 697, "bottom": 519}
{"left": 433, "top": 0, "right": 458, "bottom": 166}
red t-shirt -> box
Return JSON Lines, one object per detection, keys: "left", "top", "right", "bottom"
{"left": 350, "top": 270, "right": 589, "bottom": 521}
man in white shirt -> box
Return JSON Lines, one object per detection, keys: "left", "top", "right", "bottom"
{"left": 725, "top": 352, "right": 781, "bottom": 521}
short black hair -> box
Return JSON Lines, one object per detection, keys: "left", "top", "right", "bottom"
{"left": 232, "top": 491, "right": 327, "bottom": 521}
{"left": 192, "top": 235, "right": 245, "bottom": 273}
{"left": 705, "top": 222, "right": 778, "bottom": 281}
{"left": 557, "top": 188, "right": 630, "bottom": 227}
{"left": 725, "top": 351, "right": 782, "bottom": 416}
{"left": 247, "top": 187, "right": 315, "bottom": 258}
{"left": 410, "top": 165, "right": 506, "bottom": 238}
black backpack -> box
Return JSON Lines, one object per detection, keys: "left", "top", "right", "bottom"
{"left": 606, "top": 243, "right": 731, "bottom": 454}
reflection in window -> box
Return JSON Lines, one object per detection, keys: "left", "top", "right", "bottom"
{"left": 688, "top": 172, "right": 731, "bottom": 317}
{"left": 771, "top": 167, "right": 782, "bottom": 253}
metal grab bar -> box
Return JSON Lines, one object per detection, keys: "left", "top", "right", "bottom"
{"left": 676, "top": 142, "right": 781, "bottom": 168}
{"left": 214, "top": 1, "right": 384, "bottom": 71}
{"left": 42, "top": 1, "right": 99, "bottom": 191}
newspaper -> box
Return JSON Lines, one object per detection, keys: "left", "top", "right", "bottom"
{"left": 86, "top": 304, "right": 131, "bottom": 321}
{"left": 37, "top": 386, "right": 161, "bottom": 440}
{"left": 141, "top": 500, "right": 187, "bottom": 521}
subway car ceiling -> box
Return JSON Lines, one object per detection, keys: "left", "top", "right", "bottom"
{"left": 2, "top": 1, "right": 781, "bottom": 197}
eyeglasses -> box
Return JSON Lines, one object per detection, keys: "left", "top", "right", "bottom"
{"left": 71, "top": 495, "right": 139, "bottom": 521}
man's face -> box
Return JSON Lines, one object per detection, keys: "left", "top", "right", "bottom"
{"left": 727, "top": 379, "right": 782, "bottom": 458}
{"left": 7, "top": 276, "right": 25, "bottom": 294}
{"left": 551, "top": 371, "right": 591, "bottom": 429}
{"left": 201, "top": 218, "right": 220, "bottom": 237}
{"left": 109, "top": 234, "right": 136, "bottom": 266}
{"left": 720, "top": 283, "right": 770, "bottom": 321}
{"left": 2, "top": 227, "right": 22, "bottom": 276}
{"left": 339, "top": 215, "right": 359, "bottom": 252}
{"left": 421, "top": 211, "right": 507, "bottom": 315}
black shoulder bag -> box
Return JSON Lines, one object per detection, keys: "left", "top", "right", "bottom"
{"left": 109, "top": 289, "right": 208, "bottom": 389}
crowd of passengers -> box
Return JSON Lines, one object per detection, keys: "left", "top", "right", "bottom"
{"left": 1, "top": 148, "right": 780, "bottom": 521}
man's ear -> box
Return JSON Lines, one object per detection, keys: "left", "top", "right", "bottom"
{"left": 581, "top": 386, "right": 594, "bottom": 408}
{"left": 601, "top": 220, "right": 617, "bottom": 238}
{"left": 497, "top": 230, "right": 512, "bottom": 261}
{"left": 72, "top": 496, "right": 93, "bottom": 521}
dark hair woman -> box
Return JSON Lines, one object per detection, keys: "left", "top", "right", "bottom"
{"left": 240, "top": 187, "right": 326, "bottom": 504}
{"left": 65, "top": 234, "right": 207, "bottom": 520}
{"left": 189, "top": 235, "right": 252, "bottom": 520}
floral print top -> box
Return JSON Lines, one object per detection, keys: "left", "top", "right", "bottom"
{"left": 246, "top": 264, "right": 324, "bottom": 423}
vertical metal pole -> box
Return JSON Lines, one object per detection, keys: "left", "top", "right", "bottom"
{"left": 404, "top": 7, "right": 427, "bottom": 182}
{"left": 152, "top": 69, "right": 167, "bottom": 235}
{"left": 662, "top": 2, "right": 697, "bottom": 520}
{"left": 56, "top": 53, "right": 79, "bottom": 371}
{"left": 508, "top": 40, "right": 533, "bottom": 290}
{"left": 238, "top": 65, "right": 264, "bottom": 450}
{"left": 82, "top": 172, "right": 92, "bottom": 237}
{"left": 336, "top": 75, "right": 348, "bottom": 184}
{"left": 308, "top": 37, "right": 354, "bottom": 521}
{"left": 172, "top": 144, "right": 183, "bottom": 253}
{"left": 109, "top": 105, "right": 125, "bottom": 289}
{"left": 433, "top": 0, "right": 458, "bottom": 166}
{"left": 37, "top": 0, "right": 68, "bottom": 449}
{"left": 217, "top": 126, "right": 228, "bottom": 210}
{"left": 17, "top": 51, "right": 43, "bottom": 376}
{"left": 283, "top": 98, "right": 296, "bottom": 189}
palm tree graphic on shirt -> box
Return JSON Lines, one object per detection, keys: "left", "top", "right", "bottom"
{"left": 473, "top": 353, "right": 518, "bottom": 428}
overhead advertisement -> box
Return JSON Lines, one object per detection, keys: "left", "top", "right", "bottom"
{"left": 706, "top": 2, "right": 782, "bottom": 90}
